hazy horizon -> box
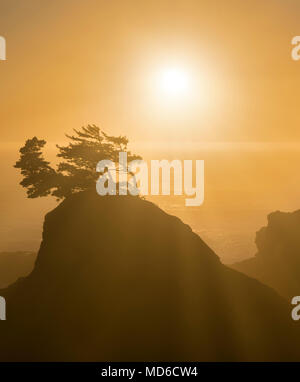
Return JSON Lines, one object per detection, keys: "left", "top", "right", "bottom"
{"left": 2, "top": 141, "right": 300, "bottom": 263}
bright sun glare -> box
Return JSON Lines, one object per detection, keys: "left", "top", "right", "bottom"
{"left": 159, "top": 67, "right": 190, "bottom": 96}
{"left": 150, "top": 63, "right": 213, "bottom": 114}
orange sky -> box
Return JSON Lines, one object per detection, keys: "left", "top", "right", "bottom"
{"left": 1, "top": 0, "right": 300, "bottom": 263}
{"left": 1, "top": 0, "right": 300, "bottom": 144}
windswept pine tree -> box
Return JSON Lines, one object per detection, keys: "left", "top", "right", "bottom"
{"left": 15, "top": 125, "right": 141, "bottom": 200}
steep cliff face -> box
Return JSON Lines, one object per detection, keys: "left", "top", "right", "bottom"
{"left": 232, "top": 210, "right": 300, "bottom": 300}
{"left": 0, "top": 192, "right": 299, "bottom": 361}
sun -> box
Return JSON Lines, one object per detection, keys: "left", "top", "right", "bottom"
{"left": 159, "top": 67, "right": 190, "bottom": 96}
{"left": 146, "top": 62, "right": 214, "bottom": 115}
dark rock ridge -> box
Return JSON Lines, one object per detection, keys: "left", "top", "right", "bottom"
{"left": 231, "top": 210, "right": 300, "bottom": 300}
{"left": 0, "top": 192, "right": 299, "bottom": 361}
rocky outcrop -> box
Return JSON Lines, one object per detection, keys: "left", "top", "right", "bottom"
{"left": 0, "top": 192, "right": 299, "bottom": 361}
{"left": 232, "top": 210, "right": 300, "bottom": 300}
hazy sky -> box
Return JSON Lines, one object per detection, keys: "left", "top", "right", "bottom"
{"left": 1, "top": 0, "right": 300, "bottom": 144}
{"left": 1, "top": 1, "right": 300, "bottom": 262}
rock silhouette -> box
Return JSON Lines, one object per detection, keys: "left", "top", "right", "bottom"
{"left": 232, "top": 210, "right": 300, "bottom": 301}
{"left": 0, "top": 192, "right": 299, "bottom": 361}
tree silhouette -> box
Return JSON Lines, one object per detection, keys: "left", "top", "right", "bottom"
{"left": 15, "top": 125, "right": 141, "bottom": 199}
